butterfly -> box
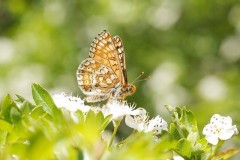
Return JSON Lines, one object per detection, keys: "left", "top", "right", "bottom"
{"left": 76, "top": 30, "right": 136, "bottom": 103}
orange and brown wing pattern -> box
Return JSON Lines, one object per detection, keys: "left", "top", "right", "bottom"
{"left": 112, "top": 35, "right": 127, "bottom": 85}
{"left": 77, "top": 58, "right": 120, "bottom": 95}
{"left": 89, "top": 30, "right": 124, "bottom": 83}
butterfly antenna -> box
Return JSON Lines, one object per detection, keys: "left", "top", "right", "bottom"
{"left": 134, "top": 76, "right": 150, "bottom": 83}
{"left": 131, "top": 72, "right": 150, "bottom": 84}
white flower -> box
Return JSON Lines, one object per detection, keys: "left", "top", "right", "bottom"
{"left": 125, "top": 108, "right": 148, "bottom": 132}
{"left": 203, "top": 114, "right": 238, "bottom": 145}
{"left": 102, "top": 100, "right": 135, "bottom": 121}
{"left": 53, "top": 92, "right": 90, "bottom": 112}
{"left": 145, "top": 115, "right": 168, "bottom": 135}
{"left": 173, "top": 154, "right": 184, "bottom": 160}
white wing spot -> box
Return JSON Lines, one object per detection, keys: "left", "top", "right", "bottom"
{"left": 99, "top": 42, "right": 104, "bottom": 47}
{"left": 90, "top": 59, "right": 95, "bottom": 63}
{"left": 99, "top": 82, "right": 108, "bottom": 87}
{"left": 106, "top": 78, "right": 112, "bottom": 84}
{"left": 84, "top": 61, "right": 90, "bottom": 66}
{"left": 99, "top": 77, "right": 104, "bottom": 81}
{"left": 102, "top": 39, "right": 107, "bottom": 44}
{"left": 110, "top": 74, "right": 116, "bottom": 80}
{"left": 109, "top": 44, "right": 114, "bottom": 50}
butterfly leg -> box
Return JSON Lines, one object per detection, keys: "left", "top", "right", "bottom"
{"left": 84, "top": 95, "right": 109, "bottom": 103}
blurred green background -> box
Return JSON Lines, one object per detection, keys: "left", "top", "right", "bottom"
{"left": 0, "top": 0, "right": 239, "bottom": 156}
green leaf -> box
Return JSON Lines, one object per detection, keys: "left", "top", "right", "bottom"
{"left": 175, "top": 139, "right": 192, "bottom": 158}
{"left": 10, "top": 106, "right": 21, "bottom": 124}
{"left": 30, "top": 106, "right": 50, "bottom": 120}
{"left": 169, "top": 123, "right": 181, "bottom": 141}
{"left": 85, "top": 110, "right": 96, "bottom": 124}
{"left": 15, "top": 94, "right": 27, "bottom": 103}
{"left": 96, "top": 111, "right": 104, "bottom": 125}
{"left": 74, "top": 110, "right": 85, "bottom": 123}
{"left": 26, "top": 131, "right": 54, "bottom": 159}
{"left": 109, "top": 132, "right": 173, "bottom": 159}
{"left": 0, "top": 131, "right": 8, "bottom": 146}
{"left": 99, "top": 114, "right": 112, "bottom": 132}
{"left": 0, "top": 119, "right": 12, "bottom": 132}
{"left": 181, "top": 108, "right": 198, "bottom": 133}
{"left": 187, "top": 132, "right": 199, "bottom": 149}
{"left": 166, "top": 106, "right": 199, "bottom": 139}
{"left": 0, "top": 94, "right": 20, "bottom": 123}
{"left": 31, "top": 83, "right": 59, "bottom": 116}
{"left": 20, "top": 101, "right": 33, "bottom": 116}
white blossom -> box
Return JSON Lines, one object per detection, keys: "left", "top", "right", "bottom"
{"left": 173, "top": 154, "right": 184, "bottom": 160}
{"left": 102, "top": 100, "right": 135, "bottom": 121}
{"left": 145, "top": 115, "right": 168, "bottom": 135}
{"left": 53, "top": 92, "right": 90, "bottom": 112}
{"left": 203, "top": 114, "right": 238, "bottom": 145}
{"left": 125, "top": 108, "right": 148, "bottom": 132}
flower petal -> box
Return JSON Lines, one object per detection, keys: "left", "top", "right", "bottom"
{"left": 205, "top": 134, "right": 219, "bottom": 145}
{"left": 125, "top": 115, "right": 137, "bottom": 130}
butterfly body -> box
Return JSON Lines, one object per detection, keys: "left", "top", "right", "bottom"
{"left": 76, "top": 30, "right": 136, "bottom": 102}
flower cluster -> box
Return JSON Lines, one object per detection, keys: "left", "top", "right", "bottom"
{"left": 202, "top": 114, "right": 238, "bottom": 145}
{"left": 53, "top": 93, "right": 238, "bottom": 147}
{"left": 53, "top": 92, "right": 90, "bottom": 112}
{"left": 53, "top": 93, "right": 168, "bottom": 136}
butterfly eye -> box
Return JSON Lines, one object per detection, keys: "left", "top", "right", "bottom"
{"left": 131, "top": 85, "right": 136, "bottom": 93}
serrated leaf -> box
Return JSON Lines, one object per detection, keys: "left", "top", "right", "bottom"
{"left": 31, "top": 83, "right": 59, "bottom": 116}
{"left": 166, "top": 106, "right": 199, "bottom": 140}
{"left": 181, "top": 109, "right": 198, "bottom": 133}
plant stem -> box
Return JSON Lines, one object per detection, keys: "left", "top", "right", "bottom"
{"left": 208, "top": 140, "right": 224, "bottom": 160}
{"left": 108, "top": 120, "right": 121, "bottom": 149}
{"left": 118, "top": 130, "right": 137, "bottom": 145}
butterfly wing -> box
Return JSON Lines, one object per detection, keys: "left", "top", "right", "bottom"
{"left": 112, "top": 35, "right": 128, "bottom": 85}
{"left": 76, "top": 58, "right": 121, "bottom": 101}
{"left": 89, "top": 30, "right": 125, "bottom": 84}
{"left": 76, "top": 30, "right": 130, "bottom": 102}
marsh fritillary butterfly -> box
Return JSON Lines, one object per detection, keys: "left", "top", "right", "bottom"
{"left": 76, "top": 30, "right": 136, "bottom": 102}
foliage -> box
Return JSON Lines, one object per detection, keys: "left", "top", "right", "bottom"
{"left": 0, "top": 84, "right": 238, "bottom": 159}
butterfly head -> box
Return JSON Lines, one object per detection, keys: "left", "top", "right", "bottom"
{"left": 121, "top": 84, "right": 136, "bottom": 98}
{"left": 128, "top": 84, "right": 136, "bottom": 95}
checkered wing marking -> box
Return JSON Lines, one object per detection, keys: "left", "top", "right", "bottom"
{"left": 76, "top": 58, "right": 120, "bottom": 95}
{"left": 112, "top": 35, "right": 128, "bottom": 84}
{"left": 89, "top": 30, "right": 125, "bottom": 84}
